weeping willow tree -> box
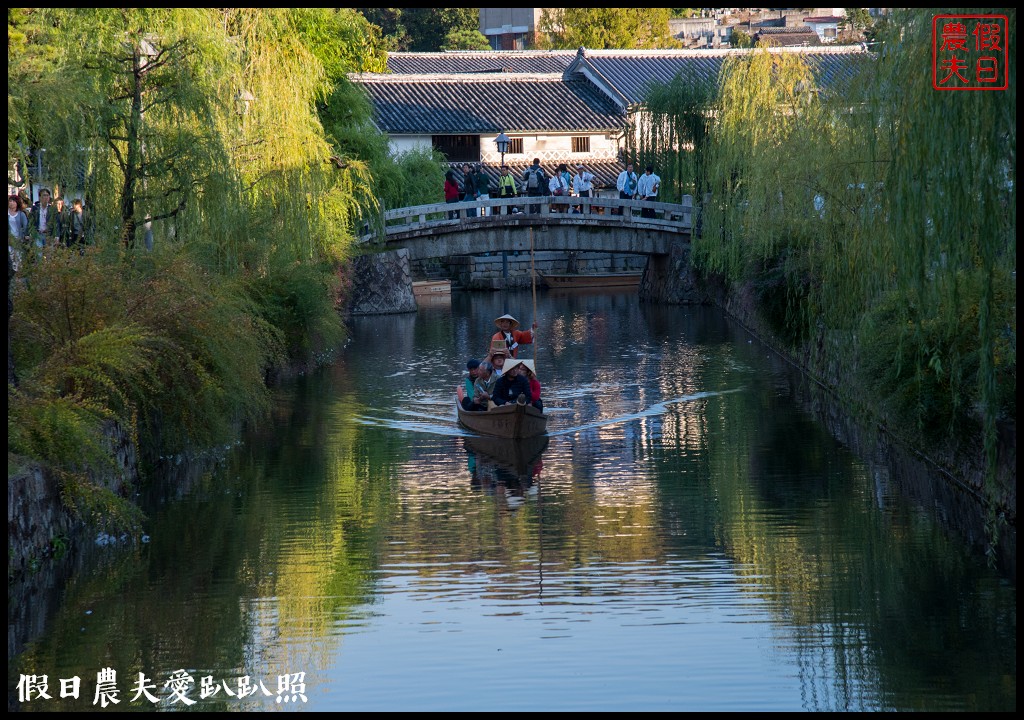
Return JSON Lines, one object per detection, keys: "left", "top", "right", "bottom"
{"left": 7, "top": 9, "right": 383, "bottom": 533}
{"left": 854, "top": 9, "right": 1015, "bottom": 541}
{"left": 637, "top": 72, "right": 715, "bottom": 203}
{"left": 691, "top": 22, "right": 1015, "bottom": 543}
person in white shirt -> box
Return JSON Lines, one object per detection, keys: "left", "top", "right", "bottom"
{"left": 572, "top": 163, "right": 595, "bottom": 214}
{"left": 548, "top": 163, "right": 571, "bottom": 213}
{"left": 615, "top": 162, "right": 639, "bottom": 215}
{"left": 636, "top": 165, "right": 661, "bottom": 219}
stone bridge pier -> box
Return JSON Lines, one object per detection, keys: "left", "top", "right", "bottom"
{"left": 639, "top": 240, "right": 704, "bottom": 305}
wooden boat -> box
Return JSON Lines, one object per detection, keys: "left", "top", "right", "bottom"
{"left": 456, "top": 387, "right": 547, "bottom": 439}
{"left": 412, "top": 279, "right": 451, "bottom": 297}
{"left": 539, "top": 271, "right": 642, "bottom": 289}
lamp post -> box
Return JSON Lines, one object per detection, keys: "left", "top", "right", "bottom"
{"left": 494, "top": 132, "right": 511, "bottom": 260}
{"left": 494, "top": 131, "right": 510, "bottom": 168}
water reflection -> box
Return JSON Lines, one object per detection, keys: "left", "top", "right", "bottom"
{"left": 465, "top": 434, "right": 548, "bottom": 508}
{"left": 8, "top": 289, "right": 1015, "bottom": 712}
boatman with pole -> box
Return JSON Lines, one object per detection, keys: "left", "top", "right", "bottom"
{"left": 489, "top": 313, "right": 535, "bottom": 359}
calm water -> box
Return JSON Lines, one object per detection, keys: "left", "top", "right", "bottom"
{"left": 9, "top": 290, "right": 1016, "bottom": 711}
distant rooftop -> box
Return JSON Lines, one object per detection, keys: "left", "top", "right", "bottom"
{"left": 387, "top": 50, "right": 577, "bottom": 75}
{"left": 566, "top": 46, "right": 871, "bottom": 105}
{"left": 352, "top": 72, "right": 624, "bottom": 135}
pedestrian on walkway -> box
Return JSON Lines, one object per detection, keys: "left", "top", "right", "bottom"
{"left": 636, "top": 165, "right": 661, "bottom": 219}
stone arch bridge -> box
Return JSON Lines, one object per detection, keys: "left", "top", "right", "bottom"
{"left": 349, "top": 195, "right": 703, "bottom": 314}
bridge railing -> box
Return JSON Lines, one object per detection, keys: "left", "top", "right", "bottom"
{"left": 359, "top": 195, "right": 700, "bottom": 242}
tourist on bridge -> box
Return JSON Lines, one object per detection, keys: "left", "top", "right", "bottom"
{"left": 497, "top": 165, "right": 517, "bottom": 215}
{"left": 444, "top": 170, "right": 460, "bottom": 219}
{"left": 572, "top": 163, "right": 595, "bottom": 214}
{"left": 490, "top": 313, "right": 535, "bottom": 359}
{"left": 522, "top": 158, "right": 547, "bottom": 214}
{"left": 549, "top": 163, "right": 571, "bottom": 213}
{"left": 637, "top": 165, "right": 661, "bottom": 219}
{"left": 615, "top": 162, "right": 639, "bottom": 215}
{"left": 460, "top": 163, "right": 477, "bottom": 218}
{"left": 472, "top": 165, "right": 491, "bottom": 217}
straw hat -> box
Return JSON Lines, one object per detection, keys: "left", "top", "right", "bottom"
{"left": 502, "top": 358, "right": 522, "bottom": 374}
{"left": 494, "top": 313, "right": 520, "bottom": 329}
{"left": 518, "top": 359, "right": 537, "bottom": 378}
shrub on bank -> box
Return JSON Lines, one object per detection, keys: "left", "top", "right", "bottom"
{"left": 8, "top": 244, "right": 288, "bottom": 529}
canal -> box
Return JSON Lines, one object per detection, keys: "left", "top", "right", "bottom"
{"left": 8, "top": 289, "right": 1016, "bottom": 711}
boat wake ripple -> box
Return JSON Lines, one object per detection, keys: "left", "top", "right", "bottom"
{"left": 548, "top": 388, "right": 743, "bottom": 437}
{"left": 352, "top": 388, "right": 742, "bottom": 439}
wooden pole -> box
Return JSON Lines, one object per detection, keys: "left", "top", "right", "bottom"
{"left": 530, "top": 226, "right": 537, "bottom": 366}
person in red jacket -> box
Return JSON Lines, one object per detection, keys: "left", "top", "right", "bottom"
{"left": 444, "top": 169, "right": 460, "bottom": 218}
{"left": 518, "top": 359, "right": 543, "bottom": 412}
{"left": 489, "top": 313, "right": 535, "bottom": 359}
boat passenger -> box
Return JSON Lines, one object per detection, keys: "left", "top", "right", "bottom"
{"left": 490, "top": 313, "right": 536, "bottom": 358}
{"left": 472, "top": 360, "right": 498, "bottom": 409}
{"left": 461, "top": 358, "right": 481, "bottom": 411}
{"left": 486, "top": 343, "right": 508, "bottom": 377}
{"left": 491, "top": 359, "right": 531, "bottom": 407}
{"left": 518, "top": 359, "right": 543, "bottom": 412}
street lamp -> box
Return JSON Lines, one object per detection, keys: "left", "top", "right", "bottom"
{"left": 494, "top": 132, "right": 510, "bottom": 167}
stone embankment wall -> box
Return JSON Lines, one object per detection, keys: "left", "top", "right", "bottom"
{"left": 698, "top": 272, "right": 1016, "bottom": 568}
{"left": 348, "top": 248, "right": 417, "bottom": 315}
{"left": 8, "top": 420, "right": 137, "bottom": 578}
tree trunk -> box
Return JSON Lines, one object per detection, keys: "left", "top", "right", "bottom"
{"left": 120, "top": 46, "right": 144, "bottom": 250}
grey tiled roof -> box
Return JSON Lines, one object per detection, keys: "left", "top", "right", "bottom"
{"left": 753, "top": 28, "right": 823, "bottom": 47}
{"left": 387, "top": 50, "right": 577, "bottom": 75}
{"left": 352, "top": 73, "right": 625, "bottom": 134}
{"left": 570, "top": 47, "right": 872, "bottom": 105}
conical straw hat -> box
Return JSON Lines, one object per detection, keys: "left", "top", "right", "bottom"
{"left": 518, "top": 359, "right": 537, "bottom": 379}
{"left": 502, "top": 359, "right": 522, "bottom": 374}
{"left": 494, "top": 313, "right": 520, "bottom": 329}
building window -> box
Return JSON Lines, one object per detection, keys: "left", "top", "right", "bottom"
{"left": 508, "top": 138, "right": 524, "bottom": 154}
{"left": 571, "top": 136, "right": 591, "bottom": 153}
{"left": 431, "top": 135, "right": 480, "bottom": 163}
{"left": 497, "top": 33, "right": 526, "bottom": 50}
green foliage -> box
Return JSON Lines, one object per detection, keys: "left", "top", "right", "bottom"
{"left": 842, "top": 8, "right": 873, "bottom": 34}
{"left": 357, "top": 8, "right": 479, "bottom": 52}
{"left": 8, "top": 8, "right": 390, "bottom": 533}
{"left": 699, "top": 48, "right": 825, "bottom": 286}
{"left": 731, "top": 29, "right": 753, "bottom": 48}
{"left": 637, "top": 72, "right": 715, "bottom": 201}
{"left": 442, "top": 28, "right": 491, "bottom": 51}
{"left": 243, "top": 254, "right": 346, "bottom": 365}
{"left": 747, "top": 248, "right": 814, "bottom": 348}
{"left": 289, "top": 8, "right": 388, "bottom": 82}
{"left": 391, "top": 148, "right": 449, "bottom": 208}
{"left": 671, "top": 14, "right": 1015, "bottom": 509}
{"left": 537, "top": 9, "right": 682, "bottom": 49}
{"left": 10, "top": 246, "right": 282, "bottom": 458}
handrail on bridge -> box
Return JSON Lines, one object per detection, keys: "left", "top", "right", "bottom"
{"left": 358, "top": 195, "right": 701, "bottom": 243}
